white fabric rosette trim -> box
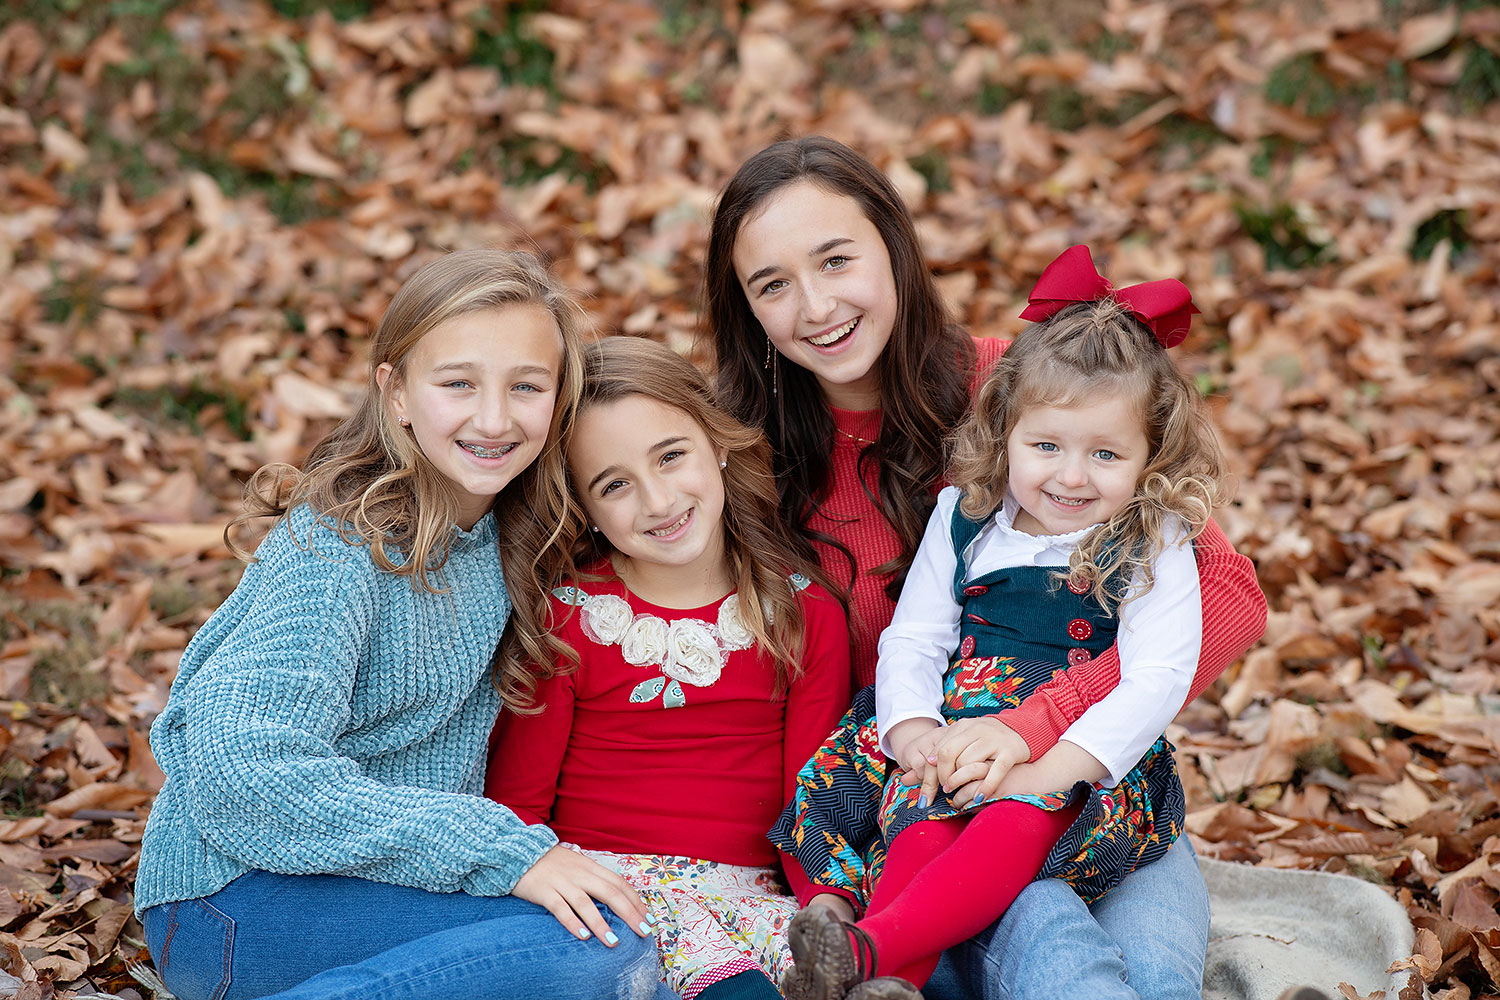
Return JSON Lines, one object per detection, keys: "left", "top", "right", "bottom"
{"left": 662, "top": 619, "right": 724, "bottom": 687}
{"left": 716, "top": 595, "right": 754, "bottom": 651}
{"left": 580, "top": 594, "right": 633, "bottom": 646}
{"left": 560, "top": 578, "right": 803, "bottom": 706}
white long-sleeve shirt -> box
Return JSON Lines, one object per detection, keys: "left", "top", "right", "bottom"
{"left": 875, "top": 486, "right": 1201, "bottom": 786}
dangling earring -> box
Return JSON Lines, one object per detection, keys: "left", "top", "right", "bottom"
{"left": 763, "top": 337, "right": 779, "bottom": 396}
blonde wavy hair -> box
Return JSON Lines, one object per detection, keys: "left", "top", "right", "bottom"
{"left": 228, "top": 248, "right": 588, "bottom": 711}
{"left": 534, "top": 336, "right": 835, "bottom": 695}
{"left": 949, "top": 298, "right": 1227, "bottom": 612}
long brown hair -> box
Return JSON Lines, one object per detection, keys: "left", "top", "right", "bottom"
{"left": 702, "top": 136, "right": 976, "bottom": 602}
{"left": 949, "top": 298, "right": 1227, "bottom": 611}
{"left": 539, "top": 336, "right": 827, "bottom": 693}
{"left": 228, "top": 248, "right": 588, "bottom": 710}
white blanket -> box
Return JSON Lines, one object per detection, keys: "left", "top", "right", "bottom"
{"left": 1201, "top": 857, "right": 1419, "bottom": 1000}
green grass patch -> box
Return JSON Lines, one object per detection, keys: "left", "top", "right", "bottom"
{"left": 1410, "top": 208, "right": 1470, "bottom": 261}
{"left": 907, "top": 149, "right": 953, "bottom": 194}
{"left": 1456, "top": 41, "right": 1500, "bottom": 107}
{"left": 1265, "top": 54, "right": 1339, "bottom": 117}
{"left": 469, "top": 2, "right": 556, "bottom": 92}
{"left": 269, "top": 0, "right": 374, "bottom": 20}
{"left": 1235, "top": 200, "right": 1334, "bottom": 270}
{"left": 109, "top": 380, "right": 253, "bottom": 439}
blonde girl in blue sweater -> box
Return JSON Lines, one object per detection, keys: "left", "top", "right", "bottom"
{"left": 136, "top": 249, "right": 672, "bottom": 1000}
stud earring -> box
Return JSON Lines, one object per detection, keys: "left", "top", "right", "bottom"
{"left": 397, "top": 415, "right": 410, "bottom": 427}
{"left": 591, "top": 525, "right": 600, "bottom": 533}
{"left": 720, "top": 460, "right": 727, "bottom": 468}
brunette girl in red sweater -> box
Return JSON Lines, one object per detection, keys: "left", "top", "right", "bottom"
{"left": 702, "top": 137, "right": 1267, "bottom": 1000}
{"left": 488, "top": 337, "right": 851, "bottom": 1000}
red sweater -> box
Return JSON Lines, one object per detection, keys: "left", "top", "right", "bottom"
{"left": 809, "top": 336, "right": 1267, "bottom": 757}
{"left": 486, "top": 575, "right": 851, "bottom": 877}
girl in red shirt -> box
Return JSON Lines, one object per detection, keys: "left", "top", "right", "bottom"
{"left": 488, "top": 337, "right": 851, "bottom": 1000}
{"left": 701, "top": 136, "right": 1268, "bottom": 1000}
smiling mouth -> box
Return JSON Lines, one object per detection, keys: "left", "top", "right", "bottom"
{"left": 1045, "top": 492, "right": 1092, "bottom": 508}
{"left": 459, "top": 441, "right": 517, "bottom": 459}
{"left": 646, "top": 510, "right": 692, "bottom": 537}
{"left": 807, "top": 317, "right": 858, "bottom": 347}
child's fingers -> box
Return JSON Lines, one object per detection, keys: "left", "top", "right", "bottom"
{"left": 918, "top": 760, "right": 941, "bottom": 809}
{"left": 976, "top": 755, "right": 1018, "bottom": 803}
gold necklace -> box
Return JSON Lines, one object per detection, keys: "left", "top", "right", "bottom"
{"left": 835, "top": 427, "right": 877, "bottom": 445}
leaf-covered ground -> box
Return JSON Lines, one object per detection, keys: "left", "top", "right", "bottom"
{"left": 0, "top": 0, "right": 1497, "bottom": 995}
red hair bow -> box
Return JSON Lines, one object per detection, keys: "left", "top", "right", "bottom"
{"left": 1020, "top": 245, "right": 1199, "bottom": 349}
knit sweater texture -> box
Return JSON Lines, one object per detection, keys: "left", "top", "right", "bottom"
{"left": 135, "top": 505, "right": 556, "bottom": 917}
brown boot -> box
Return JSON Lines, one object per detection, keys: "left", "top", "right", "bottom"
{"left": 781, "top": 906, "right": 877, "bottom": 1000}
{"left": 846, "top": 977, "right": 924, "bottom": 999}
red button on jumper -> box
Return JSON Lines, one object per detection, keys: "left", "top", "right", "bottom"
{"left": 1066, "top": 576, "right": 1089, "bottom": 595}
{"left": 964, "top": 585, "right": 989, "bottom": 596}
{"left": 1067, "top": 647, "right": 1090, "bottom": 667}
{"left": 959, "top": 635, "right": 977, "bottom": 657}
{"left": 1067, "top": 619, "right": 1093, "bottom": 641}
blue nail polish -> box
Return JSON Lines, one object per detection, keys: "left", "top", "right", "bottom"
{"left": 973, "top": 792, "right": 985, "bottom": 804}
{"left": 639, "top": 921, "right": 653, "bottom": 935}
{"left": 917, "top": 794, "right": 928, "bottom": 809}
{"left": 605, "top": 931, "right": 620, "bottom": 946}
{"left": 578, "top": 928, "right": 591, "bottom": 939}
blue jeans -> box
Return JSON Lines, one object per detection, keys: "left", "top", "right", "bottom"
{"left": 142, "top": 871, "right": 677, "bottom": 1000}
{"left": 927, "top": 836, "right": 1209, "bottom": 1000}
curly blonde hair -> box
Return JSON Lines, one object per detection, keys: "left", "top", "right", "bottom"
{"left": 948, "top": 298, "right": 1227, "bottom": 611}
{"left": 228, "top": 248, "right": 588, "bottom": 711}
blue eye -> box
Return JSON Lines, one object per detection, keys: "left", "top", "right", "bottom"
{"left": 514, "top": 383, "right": 539, "bottom": 393}
{"left": 444, "top": 379, "right": 473, "bottom": 390}
{"left": 1036, "top": 442, "right": 1058, "bottom": 452}
{"left": 1095, "top": 449, "right": 1117, "bottom": 461}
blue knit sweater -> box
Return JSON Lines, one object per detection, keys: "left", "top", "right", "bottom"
{"left": 135, "top": 505, "right": 557, "bottom": 917}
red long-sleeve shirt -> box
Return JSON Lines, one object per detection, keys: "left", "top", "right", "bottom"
{"left": 809, "top": 336, "right": 1267, "bottom": 757}
{"left": 486, "top": 575, "right": 850, "bottom": 886}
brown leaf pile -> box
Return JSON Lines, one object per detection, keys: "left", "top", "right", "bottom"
{"left": 1, "top": 0, "right": 1497, "bottom": 994}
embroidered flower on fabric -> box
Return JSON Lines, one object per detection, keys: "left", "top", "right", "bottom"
{"left": 716, "top": 595, "right": 754, "bottom": 651}
{"left": 663, "top": 619, "right": 723, "bottom": 686}
{"left": 621, "top": 615, "right": 669, "bottom": 667}
{"left": 580, "top": 594, "right": 633, "bottom": 645}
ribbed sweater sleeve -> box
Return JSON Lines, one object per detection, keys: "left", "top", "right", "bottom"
{"left": 179, "top": 552, "right": 550, "bottom": 894}
{"left": 135, "top": 510, "right": 556, "bottom": 915}
{"left": 994, "top": 517, "right": 1268, "bottom": 758}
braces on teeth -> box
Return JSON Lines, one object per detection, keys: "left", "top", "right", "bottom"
{"left": 463, "top": 442, "right": 512, "bottom": 459}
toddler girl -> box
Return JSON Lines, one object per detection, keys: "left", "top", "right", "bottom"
{"left": 777, "top": 245, "right": 1228, "bottom": 1000}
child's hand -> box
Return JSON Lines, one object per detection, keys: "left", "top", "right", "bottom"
{"left": 887, "top": 718, "right": 945, "bottom": 808}
{"left": 930, "top": 716, "right": 1030, "bottom": 808}
{"left": 806, "top": 892, "right": 856, "bottom": 924}
{"left": 512, "top": 845, "right": 654, "bottom": 946}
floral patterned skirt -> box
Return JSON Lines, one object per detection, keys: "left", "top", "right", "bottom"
{"left": 576, "top": 846, "right": 795, "bottom": 999}
{"left": 768, "top": 666, "right": 1185, "bottom": 913}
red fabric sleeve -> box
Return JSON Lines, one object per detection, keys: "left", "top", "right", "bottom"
{"left": 993, "top": 517, "right": 1268, "bottom": 759}
{"left": 781, "top": 849, "right": 860, "bottom": 911}
{"left": 780, "top": 585, "right": 854, "bottom": 907}
{"left": 781, "top": 588, "right": 853, "bottom": 804}
{"left": 485, "top": 661, "right": 577, "bottom": 826}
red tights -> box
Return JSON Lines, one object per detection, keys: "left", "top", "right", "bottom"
{"left": 855, "top": 800, "right": 1082, "bottom": 986}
